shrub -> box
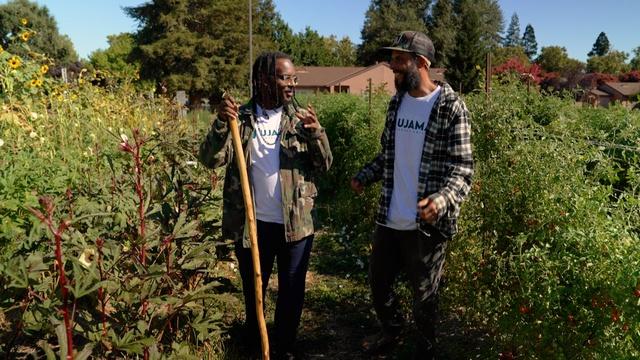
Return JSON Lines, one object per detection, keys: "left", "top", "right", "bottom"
{"left": 312, "top": 79, "right": 640, "bottom": 358}
{"left": 0, "top": 35, "right": 227, "bottom": 357}
{"left": 449, "top": 80, "right": 640, "bottom": 358}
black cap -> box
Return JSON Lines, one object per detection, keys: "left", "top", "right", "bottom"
{"left": 381, "top": 31, "right": 435, "bottom": 64}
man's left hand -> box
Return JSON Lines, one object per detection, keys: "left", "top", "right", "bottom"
{"left": 296, "top": 104, "right": 321, "bottom": 131}
{"left": 417, "top": 198, "right": 438, "bottom": 224}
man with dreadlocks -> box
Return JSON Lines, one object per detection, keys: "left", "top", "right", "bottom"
{"left": 199, "top": 51, "right": 332, "bottom": 359}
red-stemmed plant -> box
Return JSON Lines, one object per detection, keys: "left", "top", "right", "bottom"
{"left": 28, "top": 197, "right": 74, "bottom": 360}
{"left": 118, "top": 129, "right": 150, "bottom": 360}
{"left": 118, "top": 130, "right": 147, "bottom": 265}
{"left": 96, "top": 237, "right": 107, "bottom": 338}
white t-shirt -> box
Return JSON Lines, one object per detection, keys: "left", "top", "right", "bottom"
{"left": 386, "top": 87, "right": 441, "bottom": 230}
{"left": 250, "top": 104, "right": 284, "bottom": 224}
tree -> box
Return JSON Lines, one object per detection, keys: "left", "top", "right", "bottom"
{"left": 274, "top": 25, "right": 356, "bottom": 67}
{"left": 629, "top": 46, "right": 640, "bottom": 70}
{"left": 266, "top": 12, "right": 356, "bottom": 67}
{"left": 255, "top": 0, "right": 280, "bottom": 41}
{"left": 0, "top": 0, "right": 78, "bottom": 64}
{"left": 289, "top": 27, "right": 338, "bottom": 66}
{"left": 503, "top": 13, "right": 521, "bottom": 47}
{"left": 328, "top": 36, "right": 357, "bottom": 66}
{"left": 445, "top": 0, "right": 503, "bottom": 92}
{"left": 291, "top": 27, "right": 329, "bottom": 65}
{"left": 270, "top": 12, "right": 295, "bottom": 53}
{"left": 522, "top": 24, "right": 538, "bottom": 60}
{"left": 406, "top": 0, "right": 431, "bottom": 22}
{"left": 89, "top": 33, "right": 138, "bottom": 78}
{"left": 586, "top": 50, "right": 630, "bottom": 74}
{"left": 448, "top": 0, "right": 484, "bottom": 92}
{"left": 426, "top": 0, "right": 456, "bottom": 68}
{"left": 358, "top": 0, "right": 430, "bottom": 65}
{"left": 536, "top": 46, "right": 585, "bottom": 75}
{"left": 475, "top": 0, "right": 504, "bottom": 51}
{"left": 588, "top": 31, "right": 610, "bottom": 57}
{"left": 492, "top": 46, "right": 529, "bottom": 68}
{"left": 126, "top": 0, "right": 276, "bottom": 102}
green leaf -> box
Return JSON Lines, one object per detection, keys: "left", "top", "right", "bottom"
{"left": 55, "top": 323, "right": 68, "bottom": 360}
{"left": 75, "top": 343, "right": 94, "bottom": 360}
{"left": 37, "top": 340, "right": 57, "bottom": 360}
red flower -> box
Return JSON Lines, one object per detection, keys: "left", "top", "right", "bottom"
{"left": 611, "top": 308, "right": 620, "bottom": 323}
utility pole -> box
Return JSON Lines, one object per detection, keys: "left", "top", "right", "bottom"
{"left": 485, "top": 52, "right": 492, "bottom": 96}
{"left": 368, "top": 78, "right": 373, "bottom": 118}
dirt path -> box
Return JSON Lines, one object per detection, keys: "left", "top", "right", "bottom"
{"left": 217, "top": 234, "right": 494, "bottom": 360}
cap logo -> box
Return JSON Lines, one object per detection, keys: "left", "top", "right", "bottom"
{"left": 394, "top": 32, "right": 415, "bottom": 50}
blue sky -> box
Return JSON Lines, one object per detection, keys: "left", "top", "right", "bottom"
{"left": 5, "top": 0, "right": 639, "bottom": 62}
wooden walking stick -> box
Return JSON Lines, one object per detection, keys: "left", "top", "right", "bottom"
{"left": 226, "top": 94, "right": 270, "bottom": 359}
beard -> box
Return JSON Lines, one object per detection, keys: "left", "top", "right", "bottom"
{"left": 394, "top": 65, "right": 421, "bottom": 92}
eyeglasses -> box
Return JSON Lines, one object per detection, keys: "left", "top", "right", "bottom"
{"left": 275, "top": 74, "right": 298, "bottom": 85}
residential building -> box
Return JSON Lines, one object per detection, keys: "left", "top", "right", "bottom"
{"left": 295, "top": 62, "right": 446, "bottom": 96}
{"left": 598, "top": 82, "right": 640, "bottom": 108}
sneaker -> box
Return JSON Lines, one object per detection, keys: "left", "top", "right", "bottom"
{"left": 361, "top": 331, "right": 402, "bottom": 355}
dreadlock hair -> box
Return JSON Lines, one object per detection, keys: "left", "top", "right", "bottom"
{"left": 251, "top": 51, "right": 301, "bottom": 109}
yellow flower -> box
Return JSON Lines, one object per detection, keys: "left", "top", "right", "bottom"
{"left": 34, "top": 78, "right": 43, "bottom": 87}
{"left": 20, "top": 31, "right": 30, "bottom": 42}
{"left": 40, "top": 64, "right": 49, "bottom": 74}
{"left": 8, "top": 56, "right": 21, "bottom": 69}
{"left": 20, "top": 18, "right": 28, "bottom": 26}
{"left": 29, "top": 79, "right": 37, "bottom": 87}
{"left": 0, "top": 45, "right": 3, "bottom": 54}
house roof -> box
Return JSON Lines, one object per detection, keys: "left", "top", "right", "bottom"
{"left": 296, "top": 66, "right": 364, "bottom": 87}
{"left": 296, "top": 62, "right": 446, "bottom": 87}
{"left": 601, "top": 82, "right": 640, "bottom": 97}
{"left": 589, "top": 88, "right": 609, "bottom": 96}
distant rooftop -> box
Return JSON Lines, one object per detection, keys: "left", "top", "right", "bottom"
{"left": 296, "top": 62, "right": 446, "bottom": 86}
{"left": 602, "top": 82, "right": 640, "bottom": 97}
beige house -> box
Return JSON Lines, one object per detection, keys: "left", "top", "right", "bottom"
{"left": 586, "top": 88, "right": 612, "bottom": 107}
{"left": 598, "top": 82, "right": 640, "bottom": 108}
{"left": 295, "top": 62, "right": 446, "bottom": 96}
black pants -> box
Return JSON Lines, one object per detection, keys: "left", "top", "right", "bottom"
{"left": 369, "top": 224, "right": 448, "bottom": 353}
{"left": 235, "top": 220, "right": 313, "bottom": 353}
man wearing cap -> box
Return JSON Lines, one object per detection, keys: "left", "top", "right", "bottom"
{"left": 351, "top": 31, "right": 473, "bottom": 359}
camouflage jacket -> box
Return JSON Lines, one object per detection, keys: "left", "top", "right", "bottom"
{"left": 199, "top": 100, "right": 332, "bottom": 247}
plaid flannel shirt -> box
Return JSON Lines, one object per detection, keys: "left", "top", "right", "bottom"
{"left": 354, "top": 82, "right": 473, "bottom": 238}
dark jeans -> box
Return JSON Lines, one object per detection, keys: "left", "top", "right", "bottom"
{"left": 369, "top": 224, "right": 448, "bottom": 354}
{"left": 235, "top": 220, "right": 313, "bottom": 353}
